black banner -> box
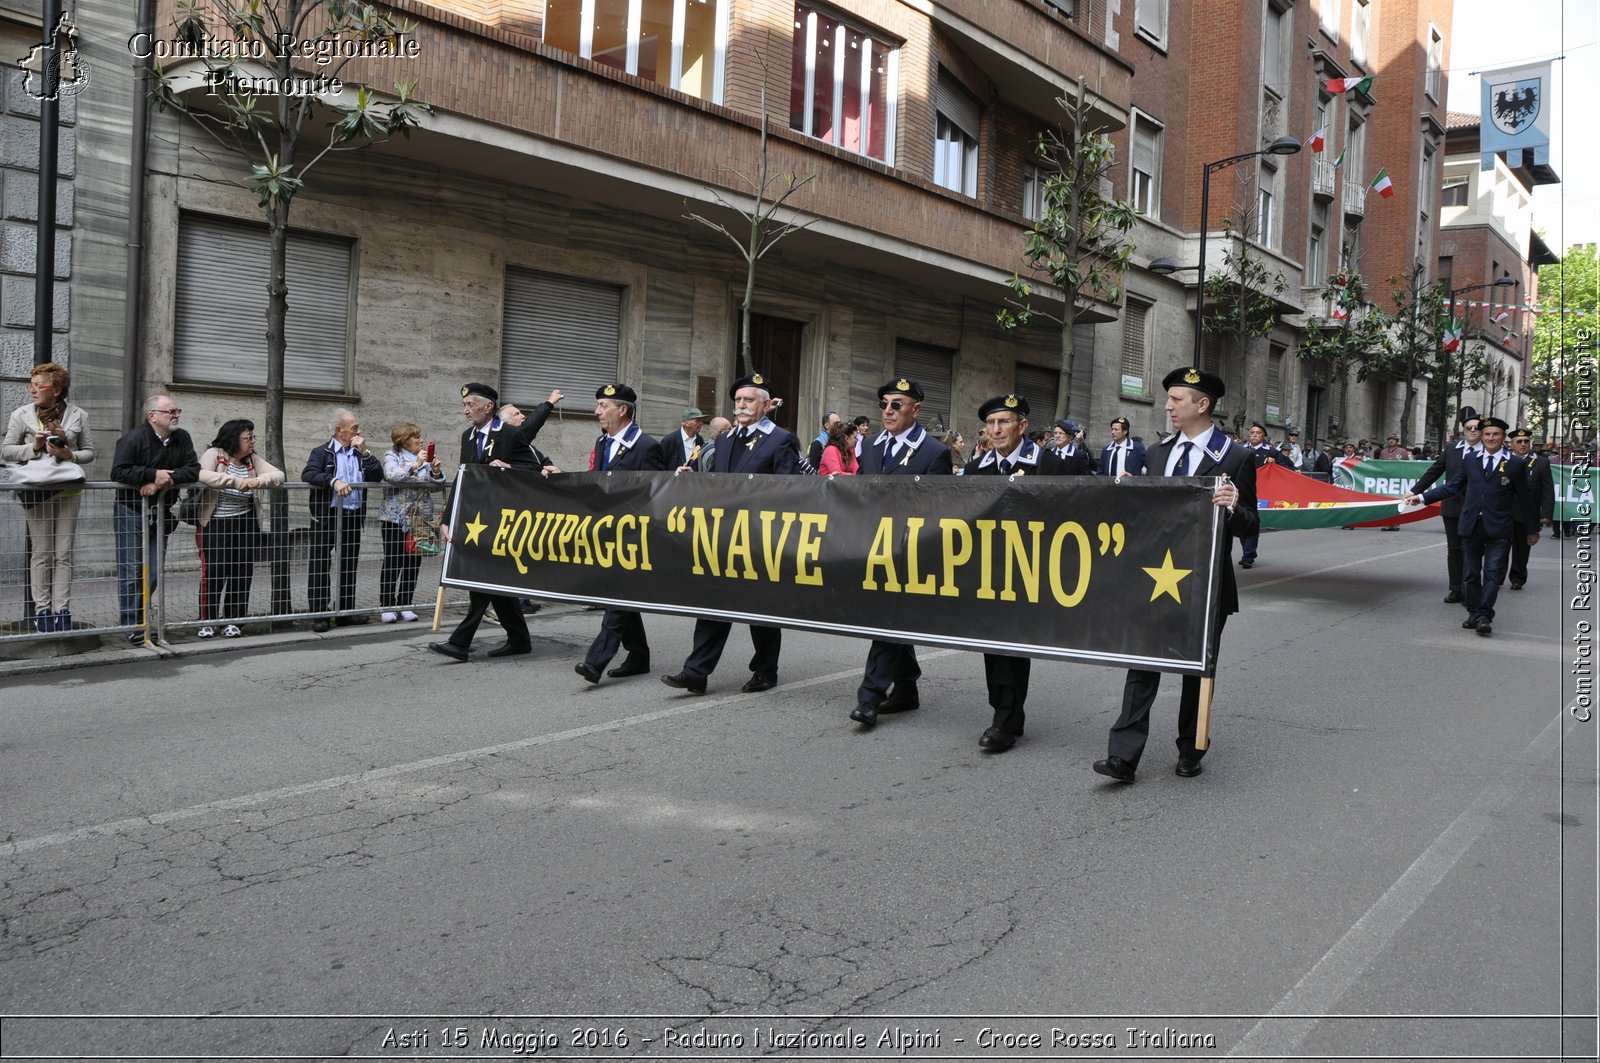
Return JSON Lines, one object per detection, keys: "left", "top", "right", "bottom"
{"left": 441, "top": 466, "right": 1228, "bottom": 674}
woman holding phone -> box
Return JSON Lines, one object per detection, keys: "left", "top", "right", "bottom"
{"left": 1, "top": 362, "right": 96, "bottom": 632}
{"left": 379, "top": 422, "right": 444, "bottom": 623}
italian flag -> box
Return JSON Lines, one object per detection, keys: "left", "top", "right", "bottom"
{"left": 1331, "top": 304, "right": 1349, "bottom": 321}
{"left": 1441, "top": 321, "right": 1463, "bottom": 352}
{"left": 1331, "top": 146, "right": 1347, "bottom": 170}
{"left": 1370, "top": 168, "right": 1395, "bottom": 197}
{"left": 1327, "top": 76, "right": 1374, "bottom": 94}
{"left": 1308, "top": 127, "right": 1327, "bottom": 153}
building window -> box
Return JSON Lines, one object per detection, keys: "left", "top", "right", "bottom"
{"left": 174, "top": 213, "right": 353, "bottom": 394}
{"left": 1022, "top": 164, "right": 1046, "bottom": 221}
{"left": 1308, "top": 222, "right": 1327, "bottom": 286}
{"left": 1134, "top": 0, "right": 1167, "bottom": 47}
{"left": 1013, "top": 362, "right": 1060, "bottom": 419}
{"left": 1417, "top": 144, "right": 1436, "bottom": 265}
{"left": 1120, "top": 298, "right": 1152, "bottom": 398}
{"left": 789, "top": 2, "right": 897, "bottom": 163}
{"left": 1441, "top": 174, "right": 1469, "bottom": 207}
{"left": 1256, "top": 176, "right": 1276, "bottom": 249}
{"left": 1266, "top": 343, "right": 1285, "bottom": 421}
{"left": 502, "top": 268, "right": 622, "bottom": 408}
{"left": 1130, "top": 113, "right": 1162, "bottom": 218}
{"left": 933, "top": 70, "right": 979, "bottom": 197}
{"left": 894, "top": 339, "right": 955, "bottom": 430}
{"left": 1319, "top": 0, "right": 1339, "bottom": 41}
{"left": 1263, "top": 4, "right": 1287, "bottom": 93}
{"left": 1425, "top": 26, "right": 1443, "bottom": 101}
{"left": 544, "top": 0, "right": 728, "bottom": 103}
{"left": 1351, "top": 0, "right": 1371, "bottom": 67}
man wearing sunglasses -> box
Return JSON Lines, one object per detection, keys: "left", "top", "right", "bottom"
{"left": 111, "top": 395, "right": 201, "bottom": 638}
{"left": 849, "top": 378, "right": 953, "bottom": 730}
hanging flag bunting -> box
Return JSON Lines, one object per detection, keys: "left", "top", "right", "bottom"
{"left": 1326, "top": 76, "right": 1374, "bottom": 94}
{"left": 1479, "top": 62, "right": 1552, "bottom": 172}
{"left": 1308, "top": 127, "right": 1327, "bottom": 153}
{"left": 1370, "top": 168, "right": 1394, "bottom": 197}
{"left": 1494, "top": 309, "right": 1510, "bottom": 323}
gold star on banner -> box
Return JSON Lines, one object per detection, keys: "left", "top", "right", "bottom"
{"left": 463, "top": 512, "right": 487, "bottom": 546}
{"left": 1144, "top": 549, "right": 1192, "bottom": 604}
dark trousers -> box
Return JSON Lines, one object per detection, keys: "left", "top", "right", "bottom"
{"left": 584, "top": 609, "right": 649, "bottom": 671}
{"left": 197, "top": 513, "right": 259, "bottom": 622}
{"left": 308, "top": 511, "right": 365, "bottom": 614}
{"left": 682, "top": 619, "right": 780, "bottom": 682}
{"left": 448, "top": 591, "right": 530, "bottom": 650}
{"left": 1506, "top": 524, "right": 1536, "bottom": 586}
{"left": 1441, "top": 513, "right": 1464, "bottom": 594}
{"left": 1463, "top": 528, "right": 1511, "bottom": 622}
{"left": 378, "top": 521, "right": 424, "bottom": 609}
{"left": 1109, "top": 615, "right": 1227, "bottom": 768}
{"left": 983, "top": 653, "right": 1031, "bottom": 736}
{"left": 857, "top": 640, "right": 921, "bottom": 704}
{"left": 1239, "top": 534, "right": 1259, "bottom": 561}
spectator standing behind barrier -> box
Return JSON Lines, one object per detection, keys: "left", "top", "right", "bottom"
{"left": 379, "top": 422, "right": 445, "bottom": 624}
{"left": 302, "top": 408, "right": 384, "bottom": 633}
{"left": 817, "top": 420, "right": 858, "bottom": 475}
{"left": 694, "top": 416, "right": 732, "bottom": 471}
{"left": 194, "top": 419, "right": 284, "bottom": 638}
{"left": 111, "top": 395, "right": 200, "bottom": 639}
{"left": 941, "top": 429, "right": 967, "bottom": 473}
{"left": 806, "top": 411, "right": 841, "bottom": 470}
{"left": 2, "top": 362, "right": 95, "bottom": 632}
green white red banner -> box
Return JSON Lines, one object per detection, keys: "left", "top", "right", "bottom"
{"left": 1333, "top": 458, "right": 1595, "bottom": 521}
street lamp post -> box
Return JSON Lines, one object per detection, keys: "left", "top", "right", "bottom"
{"left": 1443, "top": 274, "right": 1518, "bottom": 429}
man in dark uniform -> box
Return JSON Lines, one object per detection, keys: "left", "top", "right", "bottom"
{"left": 1505, "top": 427, "right": 1555, "bottom": 590}
{"left": 849, "top": 378, "right": 953, "bottom": 729}
{"left": 1094, "top": 367, "right": 1257, "bottom": 783}
{"left": 662, "top": 372, "right": 804, "bottom": 694}
{"left": 963, "top": 393, "right": 1069, "bottom": 751}
{"left": 1051, "top": 418, "right": 1093, "bottom": 474}
{"left": 495, "top": 392, "right": 563, "bottom": 473}
{"left": 1097, "top": 415, "right": 1147, "bottom": 479}
{"left": 1237, "top": 422, "right": 1280, "bottom": 568}
{"left": 1410, "top": 408, "right": 1482, "bottom": 606}
{"left": 576, "top": 384, "right": 666, "bottom": 683}
{"left": 1406, "top": 416, "right": 1532, "bottom": 637}
{"left": 428, "top": 382, "right": 533, "bottom": 662}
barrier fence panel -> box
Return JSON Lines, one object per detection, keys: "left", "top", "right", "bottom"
{"left": 0, "top": 481, "right": 480, "bottom": 647}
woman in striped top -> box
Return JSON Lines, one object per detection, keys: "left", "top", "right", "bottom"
{"left": 195, "top": 418, "right": 285, "bottom": 637}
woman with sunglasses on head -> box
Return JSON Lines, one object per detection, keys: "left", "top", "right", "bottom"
{"left": 194, "top": 418, "right": 284, "bottom": 638}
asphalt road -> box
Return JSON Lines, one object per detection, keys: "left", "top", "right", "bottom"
{"left": 1, "top": 523, "right": 1593, "bottom": 1062}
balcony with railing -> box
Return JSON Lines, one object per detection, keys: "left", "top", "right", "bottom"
{"left": 1312, "top": 160, "right": 1337, "bottom": 200}
{"left": 1342, "top": 180, "right": 1366, "bottom": 217}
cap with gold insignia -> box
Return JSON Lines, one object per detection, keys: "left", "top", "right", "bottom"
{"left": 595, "top": 383, "right": 638, "bottom": 404}
{"left": 978, "top": 394, "right": 1028, "bottom": 419}
{"left": 877, "top": 378, "right": 924, "bottom": 402}
{"left": 462, "top": 382, "right": 499, "bottom": 403}
{"left": 1110, "top": 416, "right": 1131, "bottom": 429}
{"left": 1480, "top": 416, "right": 1510, "bottom": 432}
{"left": 1508, "top": 427, "right": 1532, "bottom": 440}
{"left": 729, "top": 372, "right": 770, "bottom": 399}
{"left": 1161, "top": 365, "right": 1226, "bottom": 402}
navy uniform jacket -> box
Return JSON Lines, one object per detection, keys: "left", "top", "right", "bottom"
{"left": 302, "top": 439, "right": 384, "bottom": 516}
{"left": 1411, "top": 440, "right": 1473, "bottom": 519}
{"left": 1097, "top": 439, "right": 1147, "bottom": 477}
{"left": 1420, "top": 449, "right": 1534, "bottom": 540}
{"left": 1051, "top": 443, "right": 1093, "bottom": 476}
{"left": 1144, "top": 427, "right": 1258, "bottom": 617}
{"left": 590, "top": 421, "right": 667, "bottom": 472}
{"left": 859, "top": 422, "right": 953, "bottom": 476}
{"left": 1248, "top": 443, "right": 1284, "bottom": 468}
{"left": 969, "top": 438, "right": 1070, "bottom": 477}
{"left": 660, "top": 429, "right": 703, "bottom": 471}
{"left": 1517, "top": 454, "right": 1556, "bottom": 527}
{"left": 711, "top": 418, "right": 804, "bottom": 475}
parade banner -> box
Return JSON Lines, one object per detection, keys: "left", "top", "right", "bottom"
{"left": 1256, "top": 463, "right": 1438, "bottom": 530}
{"left": 1334, "top": 459, "right": 1594, "bottom": 521}
{"left": 441, "top": 466, "right": 1231, "bottom": 675}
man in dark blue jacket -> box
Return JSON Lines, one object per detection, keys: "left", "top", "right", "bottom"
{"left": 1097, "top": 415, "right": 1147, "bottom": 478}
{"left": 1410, "top": 408, "right": 1483, "bottom": 605}
{"left": 1505, "top": 427, "right": 1555, "bottom": 590}
{"left": 849, "top": 378, "right": 953, "bottom": 730}
{"left": 1405, "top": 416, "right": 1533, "bottom": 637}
{"left": 302, "top": 408, "right": 384, "bottom": 632}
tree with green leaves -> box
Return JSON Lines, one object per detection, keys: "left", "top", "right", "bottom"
{"left": 1529, "top": 243, "right": 1598, "bottom": 442}
{"left": 997, "top": 85, "right": 1137, "bottom": 421}
{"left": 1296, "top": 269, "right": 1388, "bottom": 441}
{"left": 1201, "top": 196, "right": 1288, "bottom": 431}
{"left": 151, "top": 0, "right": 430, "bottom": 470}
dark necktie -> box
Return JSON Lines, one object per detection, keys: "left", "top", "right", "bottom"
{"left": 1000, "top": 457, "right": 1014, "bottom": 475}
{"left": 596, "top": 437, "right": 609, "bottom": 471}
{"left": 1176, "top": 441, "right": 1195, "bottom": 476}
{"left": 885, "top": 438, "right": 899, "bottom": 468}
{"left": 476, "top": 430, "right": 486, "bottom": 460}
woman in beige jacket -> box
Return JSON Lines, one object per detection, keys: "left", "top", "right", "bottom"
{"left": 194, "top": 418, "right": 284, "bottom": 637}
{"left": 1, "top": 362, "right": 95, "bottom": 631}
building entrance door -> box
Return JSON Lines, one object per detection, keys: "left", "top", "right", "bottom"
{"left": 744, "top": 313, "right": 804, "bottom": 434}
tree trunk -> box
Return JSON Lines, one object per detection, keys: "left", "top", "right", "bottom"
{"left": 1056, "top": 303, "right": 1076, "bottom": 421}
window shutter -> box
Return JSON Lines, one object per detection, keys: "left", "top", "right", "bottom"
{"left": 502, "top": 268, "right": 622, "bottom": 408}
{"left": 1120, "top": 299, "right": 1150, "bottom": 396}
{"left": 174, "top": 214, "right": 352, "bottom": 393}
{"left": 1132, "top": 121, "right": 1156, "bottom": 180}
{"left": 1136, "top": 0, "right": 1165, "bottom": 38}
{"left": 1013, "top": 362, "right": 1059, "bottom": 421}
{"left": 934, "top": 70, "right": 979, "bottom": 139}
{"left": 893, "top": 340, "right": 955, "bottom": 431}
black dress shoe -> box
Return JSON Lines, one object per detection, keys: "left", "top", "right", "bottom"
{"left": 574, "top": 662, "right": 601, "bottom": 684}
{"left": 607, "top": 658, "right": 650, "bottom": 678}
{"left": 1239, "top": 557, "right": 1254, "bottom": 569}
{"left": 1476, "top": 618, "right": 1493, "bottom": 637}
{"left": 428, "top": 641, "right": 470, "bottom": 662}
{"left": 312, "top": 619, "right": 331, "bottom": 633}
{"left": 1443, "top": 590, "right": 1464, "bottom": 604}
{"left": 1175, "top": 757, "right": 1205, "bottom": 778}
{"left": 486, "top": 641, "right": 531, "bottom": 658}
{"left": 661, "top": 672, "right": 706, "bottom": 695}
{"left": 878, "top": 684, "right": 919, "bottom": 714}
{"left": 741, "top": 674, "right": 777, "bottom": 693}
{"left": 1462, "top": 616, "right": 1481, "bottom": 629}
{"left": 978, "top": 727, "right": 1016, "bottom": 753}
{"left": 1509, "top": 581, "right": 1524, "bottom": 590}
{"left": 334, "top": 615, "right": 370, "bottom": 627}
{"left": 849, "top": 702, "right": 878, "bottom": 728}
{"left": 1092, "top": 755, "right": 1136, "bottom": 783}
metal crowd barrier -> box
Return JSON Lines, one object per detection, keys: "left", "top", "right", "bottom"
{"left": 0, "top": 480, "right": 479, "bottom": 648}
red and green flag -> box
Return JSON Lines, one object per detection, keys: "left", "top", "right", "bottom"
{"left": 1441, "top": 320, "right": 1463, "bottom": 352}
{"left": 1308, "top": 127, "right": 1327, "bottom": 153}
{"left": 1326, "top": 76, "right": 1374, "bottom": 94}
{"left": 1330, "top": 146, "right": 1347, "bottom": 170}
{"left": 1370, "top": 168, "right": 1395, "bottom": 197}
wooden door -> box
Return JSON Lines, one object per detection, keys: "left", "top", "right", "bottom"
{"left": 746, "top": 313, "right": 804, "bottom": 434}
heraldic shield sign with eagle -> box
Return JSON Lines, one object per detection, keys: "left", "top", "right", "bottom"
{"left": 1490, "top": 77, "right": 1540, "bottom": 134}
{"left": 1478, "top": 61, "right": 1552, "bottom": 169}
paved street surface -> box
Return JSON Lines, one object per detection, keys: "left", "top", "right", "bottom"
{"left": 1, "top": 524, "right": 1594, "bottom": 1061}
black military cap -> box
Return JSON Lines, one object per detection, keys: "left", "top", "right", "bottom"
{"left": 461, "top": 382, "right": 498, "bottom": 403}
{"left": 1480, "top": 416, "right": 1510, "bottom": 432}
{"left": 595, "top": 383, "right": 638, "bottom": 404}
{"left": 979, "top": 394, "right": 1028, "bottom": 419}
{"left": 1250, "top": 421, "right": 1267, "bottom": 433}
{"left": 1161, "top": 366, "right": 1226, "bottom": 402}
{"left": 1457, "top": 405, "right": 1479, "bottom": 425}
{"left": 1110, "top": 416, "right": 1131, "bottom": 430}
{"left": 729, "top": 372, "right": 772, "bottom": 399}
{"left": 1056, "top": 418, "right": 1081, "bottom": 435}
{"left": 1508, "top": 427, "right": 1533, "bottom": 440}
{"left": 878, "top": 377, "right": 924, "bottom": 402}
